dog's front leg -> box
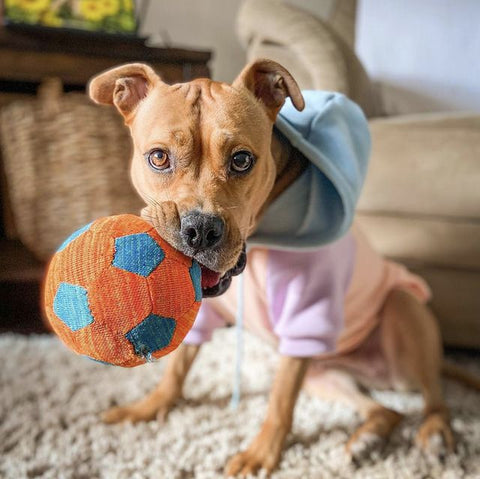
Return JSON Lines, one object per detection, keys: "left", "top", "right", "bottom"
{"left": 102, "top": 344, "right": 200, "bottom": 424}
{"left": 225, "top": 355, "right": 310, "bottom": 477}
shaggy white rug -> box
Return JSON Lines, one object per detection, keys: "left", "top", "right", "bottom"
{"left": 1, "top": 329, "right": 480, "bottom": 479}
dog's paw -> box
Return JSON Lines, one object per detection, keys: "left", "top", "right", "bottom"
{"left": 346, "top": 408, "right": 402, "bottom": 462}
{"left": 101, "top": 396, "right": 173, "bottom": 424}
{"left": 346, "top": 431, "right": 383, "bottom": 462}
{"left": 102, "top": 404, "right": 154, "bottom": 424}
{"left": 224, "top": 449, "right": 278, "bottom": 478}
{"left": 415, "top": 413, "right": 455, "bottom": 457}
{"left": 225, "top": 420, "right": 289, "bottom": 476}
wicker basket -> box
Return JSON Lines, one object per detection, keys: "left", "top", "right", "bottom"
{"left": 0, "top": 78, "right": 144, "bottom": 261}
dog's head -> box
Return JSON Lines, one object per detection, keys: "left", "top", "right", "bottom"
{"left": 88, "top": 60, "right": 304, "bottom": 296}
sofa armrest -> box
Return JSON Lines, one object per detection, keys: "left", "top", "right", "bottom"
{"left": 359, "top": 112, "right": 480, "bottom": 218}
{"left": 236, "top": 0, "right": 378, "bottom": 117}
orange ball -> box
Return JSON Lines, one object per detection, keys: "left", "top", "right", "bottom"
{"left": 43, "top": 214, "right": 201, "bottom": 367}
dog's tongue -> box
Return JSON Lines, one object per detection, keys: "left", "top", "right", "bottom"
{"left": 200, "top": 266, "right": 221, "bottom": 289}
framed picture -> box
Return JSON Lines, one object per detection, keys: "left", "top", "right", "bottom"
{"left": 2, "top": 0, "right": 138, "bottom": 35}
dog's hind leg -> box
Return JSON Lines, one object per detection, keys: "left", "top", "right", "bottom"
{"left": 303, "top": 367, "right": 403, "bottom": 460}
{"left": 379, "top": 288, "right": 454, "bottom": 455}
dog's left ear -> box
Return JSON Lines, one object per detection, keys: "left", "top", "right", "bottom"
{"left": 88, "top": 63, "right": 161, "bottom": 121}
{"left": 232, "top": 59, "right": 305, "bottom": 121}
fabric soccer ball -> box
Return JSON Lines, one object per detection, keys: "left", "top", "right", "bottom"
{"left": 43, "top": 214, "right": 202, "bottom": 367}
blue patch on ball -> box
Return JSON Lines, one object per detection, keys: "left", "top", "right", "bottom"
{"left": 53, "top": 282, "right": 94, "bottom": 331}
{"left": 112, "top": 233, "right": 165, "bottom": 277}
{"left": 84, "top": 356, "right": 113, "bottom": 366}
{"left": 125, "top": 313, "right": 176, "bottom": 358}
{"left": 189, "top": 260, "right": 202, "bottom": 302}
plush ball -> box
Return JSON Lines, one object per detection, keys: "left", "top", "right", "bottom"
{"left": 43, "top": 214, "right": 202, "bottom": 367}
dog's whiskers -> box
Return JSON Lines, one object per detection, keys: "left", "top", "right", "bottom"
{"left": 143, "top": 193, "right": 163, "bottom": 209}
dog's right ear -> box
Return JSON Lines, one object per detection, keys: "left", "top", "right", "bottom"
{"left": 232, "top": 59, "right": 305, "bottom": 121}
{"left": 88, "top": 63, "right": 160, "bottom": 120}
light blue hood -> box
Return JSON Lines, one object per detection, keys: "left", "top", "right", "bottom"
{"left": 249, "top": 91, "right": 370, "bottom": 250}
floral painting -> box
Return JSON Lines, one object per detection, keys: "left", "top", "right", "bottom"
{"left": 3, "top": 0, "right": 137, "bottom": 34}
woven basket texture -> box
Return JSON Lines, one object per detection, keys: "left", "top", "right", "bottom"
{"left": 0, "top": 79, "right": 144, "bottom": 261}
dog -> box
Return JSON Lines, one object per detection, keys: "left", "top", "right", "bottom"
{"left": 88, "top": 59, "right": 479, "bottom": 476}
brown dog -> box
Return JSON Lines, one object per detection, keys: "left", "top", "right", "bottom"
{"left": 88, "top": 60, "right": 479, "bottom": 476}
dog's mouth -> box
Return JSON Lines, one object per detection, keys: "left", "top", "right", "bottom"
{"left": 142, "top": 209, "right": 246, "bottom": 297}
{"left": 198, "top": 244, "right": 247, "bottom": 298}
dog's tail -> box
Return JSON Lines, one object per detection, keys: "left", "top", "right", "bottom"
{"left": 442, "top": 360, "right": 480, "bottom": 391}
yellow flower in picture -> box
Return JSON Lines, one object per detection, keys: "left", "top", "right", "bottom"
{"left": 122, "top": 0, "right": 134, "bottom": 12}
{"left": 41, "top": 10, "right": 63, "bottom": 27}
{"left": 79, "top": 0, "right": 104, "bottom": 22}
{"left": 99, "top": 0, "right": 120, "bottom": 16}
{"left": 6, "top": 0, "right": 50, "bottom": 13}
{"left": 79, "top": 0, "right": 119, "bottom": 22}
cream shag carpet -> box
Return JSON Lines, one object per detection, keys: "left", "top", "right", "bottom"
{"left": 1, "top": 329, "right": 480, "bottom": 479}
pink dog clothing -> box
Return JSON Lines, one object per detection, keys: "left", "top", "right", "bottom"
{"left": 184, "top": 225, "right": 430, "bottom": 358}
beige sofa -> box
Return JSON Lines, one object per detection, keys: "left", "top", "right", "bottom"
{"left": 237, "top": 0, "right": 480, "bottom": 348}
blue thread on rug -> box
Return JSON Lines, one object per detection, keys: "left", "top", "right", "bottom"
{"left": 230, "top": 272, "right": 245, "bottom": 410}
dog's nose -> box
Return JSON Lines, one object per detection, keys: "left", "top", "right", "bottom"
{"left": 180, "top": 212, "right": 225, "bottom": 251}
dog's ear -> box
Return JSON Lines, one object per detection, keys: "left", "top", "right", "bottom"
{"left": 232, "top": 59, "right": 305, "bottom": 121}
{"left": 88, "top": 63, "right": 160, "bottom": 120}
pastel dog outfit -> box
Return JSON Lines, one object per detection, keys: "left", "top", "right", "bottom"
{"left": 184, "top": 92, "right": 430, "bottom": 360}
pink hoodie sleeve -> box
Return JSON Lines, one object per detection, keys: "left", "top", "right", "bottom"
{"left": 266, "top": 234, "right": 355, "bottom": 357}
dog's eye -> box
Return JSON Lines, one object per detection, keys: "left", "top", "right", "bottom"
{"left": 230, "top": 151, "right": 255, "bottom": 174}
{"left": 147, "top": 149, "right": 170, "bottom": 171}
